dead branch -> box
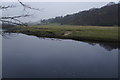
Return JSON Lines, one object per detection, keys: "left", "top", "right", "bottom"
{"left": 1, "top": 14, "right": 31, "bottom": 19}
{"left": 0, "top": 14, "right": 31, "bottom": 26}
{"left": 0, "top": 0, "right": 40, "bottom": 26}
{"left": 1, "top": 20, "right": 28, "bottom": 26}
{"left": 0, "top": 5, "right": 16, "bottom": 10}
{"left": 18, "top": 0, "right": 40, "bottom": 11}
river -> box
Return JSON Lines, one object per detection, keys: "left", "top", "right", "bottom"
{"left": 0, "top": 29, "right": 2, "bottom": 79}
{"left": 2, "top": 33, "right": 118, "bottom": 78}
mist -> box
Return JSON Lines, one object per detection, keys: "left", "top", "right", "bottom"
{"left": 2, "top": 2, "right": 108, "bottom": 23}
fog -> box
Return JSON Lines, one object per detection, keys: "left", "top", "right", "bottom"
{"left": 2, "top": 2, "right": 108, "bottom": 22}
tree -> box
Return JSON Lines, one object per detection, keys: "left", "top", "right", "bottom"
{"left": 0, "top": 0, "right": 40, "bottom": 26}
{"left": 45, "top": 2, "right": 118, "bottom": 26}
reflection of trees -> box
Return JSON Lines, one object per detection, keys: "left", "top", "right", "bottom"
{"left": 1, "top": 31, "right": 17, "bottom": 39}
{"left": 2, "top": 31, "right": 62, "bottom": 42}
{"left": 88, "top": 42, "right": 119, "bottom": 51}
{"left": 99, "top": 43, "right": 119, "bottom": 51}
{"left": 2, "top": 31, "right": 119, "bottom": 51}
{"left": 38, "top": 37, "right": 62, "bottom": 41}
{"left": 87, "top": 43, "right": 96, "bottom": 46}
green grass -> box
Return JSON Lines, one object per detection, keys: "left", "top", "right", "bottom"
{"left": 7, "top": 24, "right": 119, "bottom": 42}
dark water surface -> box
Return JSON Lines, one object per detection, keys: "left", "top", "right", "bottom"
{"left": 2, "top": 33, "right": 118, "bottom": 78}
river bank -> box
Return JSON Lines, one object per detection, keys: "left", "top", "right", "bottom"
{"left": 5, "top": 24, "right": 119, "bottom": 42}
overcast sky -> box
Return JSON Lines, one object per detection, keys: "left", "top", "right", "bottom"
{"left": 2, "top": 2, "right": 112, "bottom": 22}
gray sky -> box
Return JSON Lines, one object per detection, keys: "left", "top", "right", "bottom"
{"left": 3, "top": 2, "right": 109, "bottom": 22}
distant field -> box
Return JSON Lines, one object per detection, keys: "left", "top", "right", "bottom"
{"left": 7, "top": 24, "right": 119, "bottom": 42}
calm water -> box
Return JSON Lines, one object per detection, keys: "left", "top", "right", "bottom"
{"left": 0, "top": 29, "right": 2, "bottom": 79}
{"left": 2, "top": 33, "right": 118, "bottom": 78}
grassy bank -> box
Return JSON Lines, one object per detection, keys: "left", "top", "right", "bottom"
{"left": 6, "top": 24, "right": 119, "bottom": 42}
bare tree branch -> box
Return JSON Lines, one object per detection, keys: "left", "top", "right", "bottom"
{"left": 1, "top": 20, "right": 28, "bottom": 26}
{"left": 18, "top": 0, "right": 40, "bottom": 11}
{"left": 0, "top": 0, "right": 40, "bottom": 26}
{"left": 0, "top": 14, "right": 31, "bottom": 26}
{"left": 0, "top": 5, "right": 16, "bottom": 10}
{"left": 1, "top": 14, "right": 31, "bottom": 19}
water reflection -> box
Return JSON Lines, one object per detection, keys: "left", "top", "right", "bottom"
{"left": 0, "top": 29, "right": 2, "bottom": 79}
{"left": 87, "top": 42, "right": 119, "bottom": 51}
{"left": 2, "top": 32, "right": 119, "bottom": 51}
{"left": 2, "top": 33, "right": 118, "bottom": 78}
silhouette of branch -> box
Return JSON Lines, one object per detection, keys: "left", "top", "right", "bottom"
{"left": 0, "top": 14, "right": 31, "bottom": 26}
{"left": 18, "top": 0, "right": 40, "bottom": 11}
{"left": 1, "top": 20, "right": 28, "bottom": 26}
{"left": 0, "top": 0, "right": 40, "bottom": 26}
{"left": 0, "top": 5, "right": 16, "bottom": 10}
{"left": 1, "top": 14, "right": 31, "bottom": 19}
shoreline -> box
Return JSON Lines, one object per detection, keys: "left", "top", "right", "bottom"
{"left": 4, "top": 24, "right": 119, "bottom": 43}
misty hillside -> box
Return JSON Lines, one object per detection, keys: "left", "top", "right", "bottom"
{"left": 42, "top": 2, "right": 119, "bottom": 26}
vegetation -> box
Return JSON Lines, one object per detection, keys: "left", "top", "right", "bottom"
{"left": 3, "top": 2, "right": 119, "bottom": 43}
{"left": 41, "top": 2, "right": 119, "bottom": 26}
{"left": 6, "top": 24, "right": 119, "bottom": 42}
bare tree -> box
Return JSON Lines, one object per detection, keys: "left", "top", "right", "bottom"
{"left": 0, "top": 0, "right": 40, "bottom": 26}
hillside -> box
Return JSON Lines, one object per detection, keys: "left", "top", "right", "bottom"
{"left": 42, "top": 2, "right": 119, "bottom": 26}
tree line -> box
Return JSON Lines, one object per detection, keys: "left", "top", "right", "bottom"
{"left": 41, "top": 2, "right": 119, "bottom": 26}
